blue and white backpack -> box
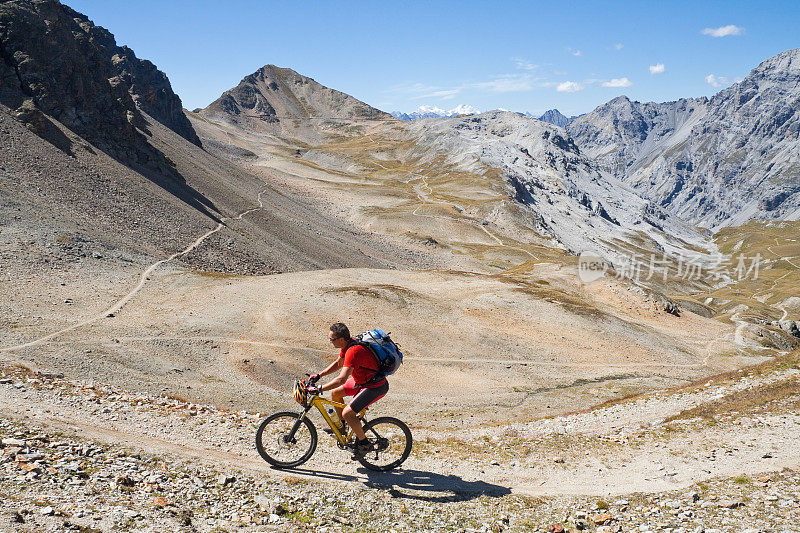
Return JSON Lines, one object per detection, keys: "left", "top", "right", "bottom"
{"left": 355, "top": 328, "right": 403, "bottom": 383}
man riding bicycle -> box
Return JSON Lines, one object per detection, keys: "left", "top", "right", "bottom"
{"left": 308, "top": 323, "right": 389, "bottom": 456}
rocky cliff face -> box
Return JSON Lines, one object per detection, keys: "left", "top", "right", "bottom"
{"left": 405, "top": 112, "right": 713, "bottom": 264}
{"left": 567, "top": 48, "right": 800, "bottom": 229}
{"left": 566, "top": 96, "right": 709, "bottom": 181}
{"left": 202, "top": 64, "right": 392, "bottom": 123}
{"left": 0, "top": 0, "right": 199, "bottom": 166}
{"left": 109, "top": 45, "right": 200, "bottom": 146}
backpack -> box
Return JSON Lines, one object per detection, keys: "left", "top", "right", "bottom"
{"left": 354, "top": 328, "right": 403, "bottom": 383}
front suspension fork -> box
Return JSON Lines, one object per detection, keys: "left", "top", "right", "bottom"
{"left": 287, "top": 406, "right": 312, "bottom": 441}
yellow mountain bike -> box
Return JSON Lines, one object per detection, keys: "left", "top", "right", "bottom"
{"left": 255, "top": 378, "right": 412, "bottom": 471}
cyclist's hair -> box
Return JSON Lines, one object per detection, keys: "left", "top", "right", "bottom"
{"left": 330, "top": 322, "right": 351, "bottom": 341}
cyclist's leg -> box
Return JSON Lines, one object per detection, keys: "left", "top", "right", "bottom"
{"left": 331, "top": 376, "right": 359, "bottom": 421}
{"left": 342, "top": 381, "right": 389, "bottom": 440}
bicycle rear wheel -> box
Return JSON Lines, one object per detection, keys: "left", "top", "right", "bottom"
{"left": 255, "top": 411, "right": 317, "bottom": 468}
{"left": 357, "top": 416, "right": 412, "bottom": 471}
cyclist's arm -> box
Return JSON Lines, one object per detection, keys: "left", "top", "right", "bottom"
{"left": 320, "top": 365, "right": 352, "bottom": 392}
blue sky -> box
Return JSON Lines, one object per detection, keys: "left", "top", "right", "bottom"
{"left": 64, "top": 0, "right": 800, "bottom": 116}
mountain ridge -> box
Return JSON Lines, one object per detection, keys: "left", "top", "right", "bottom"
{"left": 567, "top": 47, "right": 800, "bottom": 229}
{"left": 391, "top": 104, "right": 481, "bottom": 120}
{"left": 391, "top": 106, "right": 578, "bottom": 127}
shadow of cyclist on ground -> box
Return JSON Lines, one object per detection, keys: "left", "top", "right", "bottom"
{"left": 276, "top": 465, "right": 510, "bottom": 503}
{"left": 361, "top": 468, "right": 511, "bottom": 502}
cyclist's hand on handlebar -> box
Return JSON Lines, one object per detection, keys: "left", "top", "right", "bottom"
{"left": 308, "top": 373, "right": 320, "bottom": 383}
{"left": 306, "top": 383, "right": 321, "bottom": 395}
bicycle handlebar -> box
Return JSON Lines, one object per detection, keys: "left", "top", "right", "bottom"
{"left": 304, "top": 373, "right": 321, "bottom": 395}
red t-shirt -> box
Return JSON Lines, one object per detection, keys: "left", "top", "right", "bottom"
{"left": 340, "top": 343, "right": 386, "bottom": 388}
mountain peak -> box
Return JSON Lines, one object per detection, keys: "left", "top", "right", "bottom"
{"left": 202, "top": 65, "right": 390, "bottom": 122}
{"left": 751, "top": 47, "right": 800, "bottom": 77}
{"left": 608, "top": 95, "right": 633, "bottom": 105}
{"left": 0, "top": 0, "right": 200, "bottom": 157}
{"left": 568, "top": 46, "right": 800, "bottom": 229}
{"left": 538, "top": 109, "right": 571, "bottom": 127}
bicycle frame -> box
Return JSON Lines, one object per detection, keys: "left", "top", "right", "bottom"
{"left": 291, "top": 394, "right": 368, "bottom": 445}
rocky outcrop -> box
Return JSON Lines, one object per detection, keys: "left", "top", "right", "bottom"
{"left": 567, "top": 48, "right": 800, "bottom": 229}
{"left": 770, "top": 319, "right": 800, "bottom": 338}
{"left": 0, "top": 0, "right": 199, "bottom": 167}
{"left": 110, "top": 45, "right": 200, "bottom": 145}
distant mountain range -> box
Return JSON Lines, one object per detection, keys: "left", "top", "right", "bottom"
{"left": 567, "top": 47, "right": 800, "bottom": 229}
{"left": 390, "top": 105, "right": 481, "bottom": 121}
{"left": 404, "top": 111, "right": 709, "bottom": 263}
{"left": 392, "top": 106, "right": 578, "bottom": 127}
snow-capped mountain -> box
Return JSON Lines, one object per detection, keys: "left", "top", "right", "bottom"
{"left": 391, "top": 105, "right": 481, "bottom": 120}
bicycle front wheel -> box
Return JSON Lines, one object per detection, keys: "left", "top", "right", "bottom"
{"left": 357, "top": 416, "right": 412, "bottom": 471}
{"left": 255, "top": 411, "right": 317, "bottom": 468}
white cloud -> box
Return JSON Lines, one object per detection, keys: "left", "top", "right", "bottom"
{"left": 512, "top": 57, "right": 538, "bottom": 71}
{"left": 556, "top": 81, "right": 585, "bottom": 93}
{"left": 473, "top": 74, "right": 534, "bottom": 93}
{"left": 385, "top": 82, "right": 442, "bottom": 96}
{"left": 601, "top": 77, "right": 632, "bottom": 88}
{"left": 614, "top": 43, "right": 624, "bottom": 50}
{"left": 705, "top": 74, "right": 732, "bottom": 87}
{"left": 649, "top": 63, "right": 665, "bottom": 75}
{"left": 386, "top": 70, "right": 544, "bottom": 102}
{"left": 566, "top": 47, "right": 582, "bottom": 57}
{"left": 414, "top": 88, "right": 461, "bottom": 100}
{"left": 701, "top": 25, "right": 744, "bottom": 37}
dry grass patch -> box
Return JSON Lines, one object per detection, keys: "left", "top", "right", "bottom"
{"left": 665, "top": 378, "right": 800, "bottom": 423}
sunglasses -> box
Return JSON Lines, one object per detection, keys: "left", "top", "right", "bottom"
{"left": 329, "top": 336, "right": 338, "bottom": 343}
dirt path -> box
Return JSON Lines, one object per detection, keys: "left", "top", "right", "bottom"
{"left": 0, "top": 190, "right": 269, "bottom": 354}
{"left": 409, "top": 174, "right": 540, "bottom": 262}
{"left": 756, "top": 242, "right": 800, "bottom": 321}
{"left": 26, "top": 333, "right": 710, "bottom": 372}
{"left": 3, "top": 362, "right": 799, "bottom": 498}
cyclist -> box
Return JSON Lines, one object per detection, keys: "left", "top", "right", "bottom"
{"left": 308, "top": 322, "right": 388, "bottom": 456}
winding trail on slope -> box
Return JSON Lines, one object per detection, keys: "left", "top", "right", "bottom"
{"left": 0, "top": 190, "right": 269, "bottom": 354}
{"left": 409, "top": 174, "right": 539, "bottom": 262}
{"left": 30, "top": 334, "right": 707, "bottom": 370}
{"left": 701, "top": 239, "right": 799, "bottom": 365}
{"left": 762, "top": 242, "right": 799, "bottom": 321}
